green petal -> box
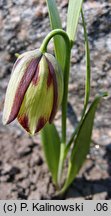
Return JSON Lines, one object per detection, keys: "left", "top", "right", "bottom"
{"left": 2, "top": 50, "right": 41, "bottom": 125}
{"left": 18, "top": 55, "right": 54, "bottom": 134}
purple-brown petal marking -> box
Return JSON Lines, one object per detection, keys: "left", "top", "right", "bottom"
{"left": 17, "top": 115, "right": 30, "bottom": 133}
{"left": 7, "top": 56, "right": 42, "bottom": 124}
{"left": 47, "top": 68, "right": 53, "bottom": 87}
{"left": 46, "top": 58, "right": 58, "bottom": 123}
{"left": 36, "top": 117, "right": 47, "bottom": 133}
{"left": 32, "top": 65, "right": 40, "bottom": 86}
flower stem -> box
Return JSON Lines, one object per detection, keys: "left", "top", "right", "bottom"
{"left": 40, "top": 29, "right": 70, "bottom": 54}
{"left": 40, "top": 29, "right": 71, "bottom": 187}
{"left": 40, "top": 29, "right": 71, "bottom": 143}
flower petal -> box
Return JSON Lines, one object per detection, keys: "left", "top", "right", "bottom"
{"left": 35, "top": 117, "right": 47, "bottom": 133}
{"left": 45, "top": 57, "right": 58, "bottom": 123}
{"left": 3, "top": 51, "right": 41, "bottom": 125}
{"left": 17, "top": 55, "right": 54, "bottom": 134}
{"left": 17, "top": 114, "right": 30, "bottom": 133}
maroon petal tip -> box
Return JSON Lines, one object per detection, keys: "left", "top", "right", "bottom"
{"left": 18, "top": 115, "right": 30, "bottom": 133}
{"left": 35, "top": 117, "right": 47, "bottom": 133}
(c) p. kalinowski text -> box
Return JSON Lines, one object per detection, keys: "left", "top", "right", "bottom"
{"left": 32, "top": 202, "right": 84, "bottom": 212}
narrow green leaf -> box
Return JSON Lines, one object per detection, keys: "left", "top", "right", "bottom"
{"left": 61, "top": 93, "right": 107, "bottom": 192}
{"left": 46, "top": 0, "right": 62, "bottom": 29}
{"left": 41, "top": 123, "right": 60, "bottom": 185}
{"left": 81, "top": 9, "right": 90, "bottom": 110}
{"left": 65, "top": 9, "right": 91, "bottom": 155}
{"left": 46, "top": 0, "right": 66, "bottom": 70}
{"left": 66, "top": 0, "right": 83, "bottom": 45}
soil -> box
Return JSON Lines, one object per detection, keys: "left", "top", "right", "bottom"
{"left": 0, "top": 0, "right": 111, "bottom": 200}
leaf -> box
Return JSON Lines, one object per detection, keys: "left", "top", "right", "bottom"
{"left": 66, "top": 0, "right": 83, "bottom": 45}
{"left": 64, "top": 9, "right": 91, "bottom": 155}
{"left": 81, "top": 9, "right": 90, "bottom": 110}
{"left": 46, "top": 0, "right": 66, "bottom": 70}
{"left": 61, "top": 93, "right": 107, "bottom": 192}
{"left": 41, "top": 123, "right": 60, "bottom": 185}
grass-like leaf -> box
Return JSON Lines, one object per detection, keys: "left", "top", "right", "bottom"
{"left": 41, "top": 123, "right": 60, "bottom": 185}
{"left": 61, "top": 93, "right": 107, "bottom": 193}
{"left": 46, "top": 0, "right": 66, "bottom": 70}
{"left": 65, "top": 8, "right": 91, "bottom": 155}
{"left": 81, "top": 9, "right": 90, "bottom": 110}
{"left": 66, "top": 0, "right": 83, "bottom": 45}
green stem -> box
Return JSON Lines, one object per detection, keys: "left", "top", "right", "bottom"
{"left": 57, "top": 142, "right": 65, "bottom": 188}
{"left": 58, "top": 34, "right": 71, "bottom": 187}
{"left": 40, "top": 29, "right": 70, "bottom": 55}
{"left": 40, "top": 29, "right": 71, "bottom": 187}
{"left": 64, "top": 9, "right": 91, "bottom": 158}
{"left": 40, "top": 28, "right": 71, "bottom": 144}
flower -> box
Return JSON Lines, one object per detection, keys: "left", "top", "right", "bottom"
{"left": 2, "top": 49, "right": 63, "bottom": 135}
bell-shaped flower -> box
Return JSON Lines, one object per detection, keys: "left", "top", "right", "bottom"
{"left": 2, "top": 49, "right": 63, "bottom": 135}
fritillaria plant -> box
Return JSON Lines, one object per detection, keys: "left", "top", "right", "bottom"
{"left": 3, "top": 0, "right": 107, "bottom": 194}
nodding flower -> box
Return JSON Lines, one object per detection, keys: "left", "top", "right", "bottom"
{"left": 2, "top": 49, "right": 63, "bottom": 135}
